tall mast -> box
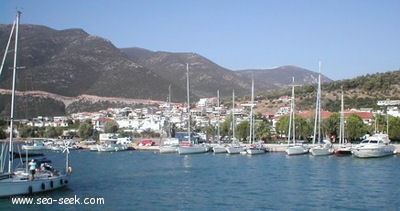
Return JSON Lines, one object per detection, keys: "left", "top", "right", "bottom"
{"left": 8, "top": 11, "right": 21, "bottom": 173}
{"left": 249, "top": 75, "right": 255, "bottom": 144}
{"left": 186, "top": 64, "right": 191, "bottom": 144}
{"left": 339, "top": 87, "right": 344, "bottom": 145}
{"left": 216, "top": 89, "right": 220, "bottom": 143}
{"left": 288, "top": 77, "right": 295, "bottom": 145}
{"left": 313, "top": 61, "right": 322, "bottom": 144}
{"left": 232, "top": 89, "right": 235, "bottom": 141}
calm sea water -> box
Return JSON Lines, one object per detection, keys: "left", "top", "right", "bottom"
{"left": 1, "top": 149, "right": 399, "bottom": 210}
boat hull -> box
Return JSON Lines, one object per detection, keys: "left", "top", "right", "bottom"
{"left": 178, "top": 145, "right": 209, "bottom": 155}
{"left": 310, "top": 145, "right": 333, "bottom": 156}
{"left": 226, "top": 146, "right": 244, "bottom": 154}
{"left": 159, "top": 145, "right": 178, "bottom": 154}
{"left": 0, "top": 174, "right": 70, "bottom": 198}
{"left": 352, "top": 145, "right": 395, "bottom": 158}
{"left": 333, "top": 147, "right": 352, "bottom": 155}
{"left": 286, "top": 145, "right": 309, "bottom": 155}
{"left": 212, "top": 145, "right": 227, "bottom": 153}
{"left": 246, "top": 148, "right": 266, "bottom": 155}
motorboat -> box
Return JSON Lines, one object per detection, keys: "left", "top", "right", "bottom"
{"left": 352, "top": 133, "right": 395, "bottom": 158}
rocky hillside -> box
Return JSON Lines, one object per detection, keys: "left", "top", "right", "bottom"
{"left": 0, "top": 24, "right": 186, "bottom": 101}
{"left": 0, "top": 24, "right": 335, "bottom": 118}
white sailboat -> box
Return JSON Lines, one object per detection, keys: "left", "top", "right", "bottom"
{"left": 245, "top": 75, "right": 266, "bottom": 155}
{"left": 226, "top": 89, "right": 245, "bottom": 154}
{"left": 159, "top": 85, "right": 179, "bottom": 154}
{"left": 333, "top": 87, "right": 352, "bottom": 155}
{"left": 310, "top": 62, "right": 333, "bottom": 156}
{"left": 0, "top": 11, "right": 71, "bottom": 197}
{"left": 178, "top": 64, "right": 209, "bottom": 155}
{"left": 286, "top": 77, "right": 309, "bottom": 155}
{"left": 212, "top": 90, "right": 227, "bottom": 153}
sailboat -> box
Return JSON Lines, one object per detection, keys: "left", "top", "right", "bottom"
{"left": 177, "top": 64, "right": 209, "bottom": 155}
{"left": 212, "top": 90, "right": 227, "bottom": 153}
{"left": 226, "top": 89, "right": 245, "bottom": 154}
{"left": 245, "top": 75, "right": 266, "bottom": 155}
{"left": 333, "top": 87, "right": 352, "bottom": 155}
{"left": 159, "top": 85, "right": 179, "bottom": 154}
{"left": 285, "top": 77, "right": 309, "bottom": 155}
{"left": 310, "top": 62, "right": 333, "bottom": 156}
{"left": 0, "top": 11, "right": 72, "bottom": 197}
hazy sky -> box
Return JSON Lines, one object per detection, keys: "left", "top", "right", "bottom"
{"left": 1, "top": 0, "right": 399, "bottom": 80}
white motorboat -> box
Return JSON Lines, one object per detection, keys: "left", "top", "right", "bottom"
{"left": 352, "top": 133, "right": 395, "bottom": 158}
{"left": 0, "top": 11, "right": 72, "bottom": 197}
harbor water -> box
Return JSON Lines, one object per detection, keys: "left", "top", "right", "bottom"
{"left": 1, "top": 150, "right": 399, "bottom": 210}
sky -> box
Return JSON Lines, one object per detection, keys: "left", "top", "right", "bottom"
{"left": 1, "top": 0, "right": 399, "bottom": 80}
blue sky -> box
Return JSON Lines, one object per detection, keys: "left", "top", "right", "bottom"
{"left": 1, "top": 0, "right": 399, "bottom": 80}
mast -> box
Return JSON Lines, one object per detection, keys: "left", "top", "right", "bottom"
{"left": 216, "top": 89, "right": 220, "bottom": 143}
{"left": 232, "top": 89, "right": 236, "bottom": 141}
{"left": 249, "top": 75, "right": 255, "bottom": 144}
{"left": 168, "top": 84, "right": 172, "bottom": 138}
{"left": 288, "top": 77, "right": 295, "bottom": 145}
{"left": 313, "top": 61, "right": 322, "bottom": 144}
{"left": 339, "top": 87, "right": 344, "bottom": 145}
{"left": 186, "top": 64, "right": 191, "bottom": 144}
{"left": 8, "top": 11, "right": 21, "bottom": 173}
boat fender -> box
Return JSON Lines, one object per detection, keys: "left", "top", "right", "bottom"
{"left": 64, "top": 180, "right": 68, "bottom": 184}
{"left": 28, "top": 186, "right": 33, "bottom": 194}
{"left": 41, "top": 183, "right": 45, "bottom": 190}
{"left": 50, "top": 181, "right": 54, "bottom": 188}
{"left": 60, "top": 179, "right": 63, "bottom": 185}
{"left": 67, "top": 167, "right": 73, "bottom": 174}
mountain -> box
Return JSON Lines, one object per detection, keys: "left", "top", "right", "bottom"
{"left": 236, "top": 66, "right": 332, "bottom": 88}
{"left": 121, "top": 47, "right": 275, "bottom": 98}
{"left": 0, "top": 24, "right": 334, "bottom": 118}
{"left": 0, "top": 24, "right": 186, "bottom": 101}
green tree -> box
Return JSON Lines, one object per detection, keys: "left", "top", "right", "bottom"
{"left": 295, "top": 115, "right": 312, "bottom": 140}
{"left": 104, "top": 120, "right": 119, "bottom": 133}
{"left": 44, "top": 126, "right": 62, "bottom": 138}
{"left": 275, "top": 115, "right": 290, "bottom": 139}
{"left": 236, "top": 120, "right": 250, "bottom": 142}
{"left": 345, "top": 114, "right": 366, "bottom": 141}
{"left": 78, "top": 122, "right": 94, "bottom": 140}
{"left": 254, "top": 120, "right": 272, "bottom": 141}
{"left": 322, "top": 113, "right": 340, "bottom": 141}
{"left": 220, "top": 115, "right": 233, "bottom": 138}
{"left": 388, "top": 116, "right": 400, "bottom": 141}
{"left": 19, "top": 125, "right": 36, "bottom": 138}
